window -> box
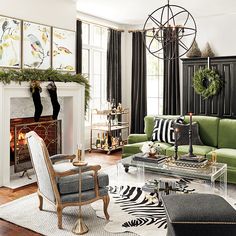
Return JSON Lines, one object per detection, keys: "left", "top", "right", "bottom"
{"left": 82, "top": 22, "right": 108, "bottom": 121}
{"left": 146, "top": 35, "right": 164, "bottom": 115}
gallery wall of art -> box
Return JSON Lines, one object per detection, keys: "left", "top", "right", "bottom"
{"left": 0, "top": 15, "right": 76, "bottom": 71}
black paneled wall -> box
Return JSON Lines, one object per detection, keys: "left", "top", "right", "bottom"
{"left": 182, "top": 56, "right": 236, "bottom": 118}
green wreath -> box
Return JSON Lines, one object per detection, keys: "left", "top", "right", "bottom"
{"left": 193, "top": 68, "right": 222, "bottom": 99}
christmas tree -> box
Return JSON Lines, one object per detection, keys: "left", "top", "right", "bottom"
{"left": 202, "top": 42, "right": 215, "bottom": 57}
{"left": 186, "top": 40, "right": 201, "bottom": 57}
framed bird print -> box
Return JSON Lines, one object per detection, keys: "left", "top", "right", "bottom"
{"left": 23, "top": 21, "right": 51, "bottom": 69}
{"left": 52, "top": 27, "right": 75, "bottom": 71}
{"left": 0, "top": 16, "right": 21, "bottom": 68}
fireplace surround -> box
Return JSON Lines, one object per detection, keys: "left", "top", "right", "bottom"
{"left": 0, "top": 82, "right": 85, "bottom": 187}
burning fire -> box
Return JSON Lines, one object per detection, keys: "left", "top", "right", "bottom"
{"left": 18, "top": 132, "right": 25, "bottom": 140}
{"left": 10, "top": 132, "right": 27, "bottom": 150}
{"left": 18, "top": 132, "right": 27, "bottom": 145}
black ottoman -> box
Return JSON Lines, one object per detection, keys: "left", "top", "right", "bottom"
{"left": 162, "top": 194, "right": 236, "bottom": 236}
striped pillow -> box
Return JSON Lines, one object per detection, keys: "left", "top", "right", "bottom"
{"left": 152, "top": 117, "right": 184, "bottom": 144}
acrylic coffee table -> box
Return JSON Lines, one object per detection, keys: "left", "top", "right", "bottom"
{"left": 119, "top": 155, "right": 228, "bottom": 197}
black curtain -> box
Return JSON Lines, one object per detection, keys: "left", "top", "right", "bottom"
{"left": 131, "top": 32, "right": 147, "bottom": 134}
{"left": 76, "top": 20, "right": 82, "bottom": 74}
{"left": 107, "top": 29, "right": 122, "bottom": 106}
{"left": 163, "top": 28, "right": 180, "bottom": 115}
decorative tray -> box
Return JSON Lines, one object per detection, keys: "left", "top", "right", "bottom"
{"left": 133, "top": 153, "right": 167, "bottom": 164}
{"left": 167, "top": 159, "right": 209, "bottom": 169}
{"left": 178, "top": 155, "right": 206, "bottom": 163}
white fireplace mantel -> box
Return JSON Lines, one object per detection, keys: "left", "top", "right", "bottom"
{"left": 0, "top": 82, "right": 85, "bottom": 187}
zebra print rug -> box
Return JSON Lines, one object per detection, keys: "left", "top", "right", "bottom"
{"left": 92, "top": 185, "right": 167, "bottom": 236}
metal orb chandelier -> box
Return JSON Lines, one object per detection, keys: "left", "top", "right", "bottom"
{"left": 143, "top": 0, "right": 197, "bottom": 60}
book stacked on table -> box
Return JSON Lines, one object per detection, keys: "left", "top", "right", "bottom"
{"left": 133, "top": 153, "right": 167, "bottom": 164}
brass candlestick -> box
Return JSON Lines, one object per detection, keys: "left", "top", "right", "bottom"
{"left": 77, "top": 149, "right": 82, "bottom": 161}
{"left": 72, "top": 161, "right": 88, "bottom": 235}
{"left": 77, "top": 144, "right": 83, "bottom": 161}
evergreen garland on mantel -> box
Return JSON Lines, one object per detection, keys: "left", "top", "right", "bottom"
{"left": 0, "top": 68, "right": 90, "bottom": 111}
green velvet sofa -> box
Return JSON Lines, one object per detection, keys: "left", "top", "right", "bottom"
{"left": 122, "top": 115, "right": 236, "bottom": 184}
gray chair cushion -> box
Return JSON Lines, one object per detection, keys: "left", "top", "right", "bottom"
{"left": 57, "top": 172, "right": 109, "bottom": 195}
{"left": 162, "top": 194, "right": 236, "bottom": 236}
{"left": 61, "top": 188, "right": 108, "bottom": 203}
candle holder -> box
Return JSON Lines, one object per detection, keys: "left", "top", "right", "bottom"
{"left": 174, "top": 128, "right": 179, "bottom": 160}
{"left": 72, "top": 161, "right": 89, "bottom": 235}
{"left": 77, "top": 144, "right": 83, "bottom": 161}
{"left": 179, "top": 112, "right": 198, "bottom": 161}
{"left": 188, "top": 112, "right": 196, "bottom": 158}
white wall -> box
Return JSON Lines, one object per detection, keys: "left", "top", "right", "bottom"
{"left": 190, "top": 13, "right": 236, "bottom": 57}
{"left": 0, "top": 0, "right": 76, "bottom": 30}
{"left": 78, "top": 11, "right": 121, "bottom": 30}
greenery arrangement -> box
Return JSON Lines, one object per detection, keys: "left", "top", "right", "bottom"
{"left": 0, "top": 68, "right": 90, "bottom": 111}
{"left": 193, "top": 68, "right": 222, "bottom": 99}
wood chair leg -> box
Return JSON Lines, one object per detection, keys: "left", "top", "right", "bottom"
{"left": 57, "top": 205, "right": 63, "bottom": 229}
{"left": 38, "top": 193, "right": 43, "bottom": 211}
{"left": 103, "top": 195, "right": 110, "bottom": 220}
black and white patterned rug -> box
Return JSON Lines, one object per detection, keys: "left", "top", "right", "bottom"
{"left": 92, "top": 185, "right": 168, "bottom": 236}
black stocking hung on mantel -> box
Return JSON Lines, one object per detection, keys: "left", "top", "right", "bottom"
{"left": 47, "top": 81, "right": 60, "bottom": 120}
{"left": 30, "top": 84, "right": 43, "bottom": 122}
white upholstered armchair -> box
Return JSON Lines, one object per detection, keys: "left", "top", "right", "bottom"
{"left": 26, "top": 131, "right": 110, "bottom": 229}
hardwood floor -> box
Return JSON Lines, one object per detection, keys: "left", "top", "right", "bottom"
{"left": 0, "top": 151, "right": 121, "bottom": 236}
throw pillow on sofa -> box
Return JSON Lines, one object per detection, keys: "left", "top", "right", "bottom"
{"left": 174, "top": 122, "right": 203, "bottom": 146}
{"left": 152, "top": 117, "right": 184, "bottom": 144}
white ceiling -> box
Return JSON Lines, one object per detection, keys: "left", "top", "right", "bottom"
{"left": 76, "top": 0, "right": 236, "bottom": 25}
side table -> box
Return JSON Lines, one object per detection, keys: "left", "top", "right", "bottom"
{"left": 72, "top": 161, "right": 88, "bottom": 235}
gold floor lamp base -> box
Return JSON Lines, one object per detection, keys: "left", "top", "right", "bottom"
{"left": 72, "top": 217, "right": 89, "bottom": 235}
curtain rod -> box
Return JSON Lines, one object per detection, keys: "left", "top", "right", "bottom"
{"left": 78, "top": 18, "right": 124, "bottom": 32}
{"left": 128, "top": 29, "right": 144, "bottom": 33}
